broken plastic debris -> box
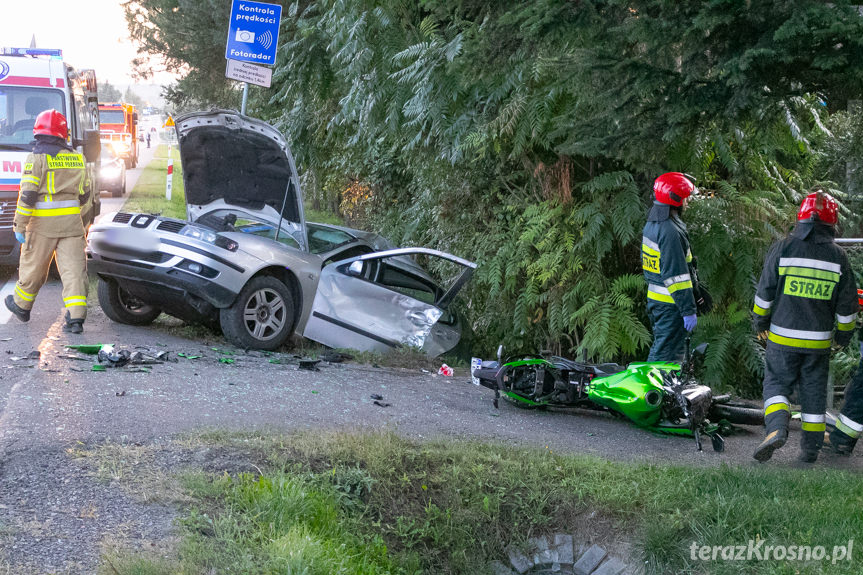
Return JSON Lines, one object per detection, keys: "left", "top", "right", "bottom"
{"left": 178, "top": 353, "right": 202, "bottom": 359}
{"left": 373, "top": 400, "right": 391, "bottom": 408}
{"left": 155, "top": 351, "right": 178, "bottom": 363}
{"left": 91, "top": 364, "right": 106, "bottom": 372}
{"left": 0, "top": 338, "right": 11, "bottom": 342}
{"left": 58, "top": 354, "right": 90, "bottom": 361}
{"left": 219, "top": 357, "right": 235, "bottom": 364}
{"left": 98, "top": 348, "right": 131, "bottom": 367}
{"left": 438, "top": 364, "right": 454, "bottom": 377}
{"left": 65, "top": 344, "right": 109, "bottom": 355}
{"left": 298, "top": 359, "right": 321, "bottom": 371}
{"left": 370, "top": 394, "right": 384, "bottom": 400}
{"left": 116, "top": 390, "right": 126, "bottom": 397}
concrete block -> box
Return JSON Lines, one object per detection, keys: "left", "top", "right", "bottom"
{"left": 507, "top": 546, "right": 533, "bottom": 574}
{"left": 592, "top": 557, "right": 627, "bottom": 575}
{"left": 573, "top": 544, "right": 607, "bottom": 575}
{"left": 490, "top": 560, "right": 517, "bottom": 575}
{"left": 553, "top": 533, "right": 574, "bottom": 564}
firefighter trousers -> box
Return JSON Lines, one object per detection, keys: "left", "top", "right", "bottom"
{"left": 13, "top": 232, "right": 87, "bottom": 321}
{"left": 647, "top": 300, "right": 686, "bottom": 362}
{"left": 831, "top": 356, "right": 863, "bottom": 452}
{"left": 762, "top": 344, "right": 828, "bottom": 453}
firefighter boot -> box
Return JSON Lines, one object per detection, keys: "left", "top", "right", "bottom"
{"left": 4, "top": 295, "right": 30, "bottom": 323}
{"left": 753, "top": 428, "right": 788, "bottom": 462}
{"left": 824, "top": 428, "right": 857, "bottom": 457}
{"left": 63, "top": 311, "right": 83, "bottom": 334}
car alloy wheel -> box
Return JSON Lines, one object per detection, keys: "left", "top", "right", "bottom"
{"left": 242, "top": 286, "right": 287, "bottom": 342}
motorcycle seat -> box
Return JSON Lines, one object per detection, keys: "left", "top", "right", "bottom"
{"left": 591, "top": 363, "right": 625, "bottom": 376}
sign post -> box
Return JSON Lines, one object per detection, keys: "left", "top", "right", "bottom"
{"left": 225, "top": 0, "right": 282, "bottom": 115}
{"left": 164, "top": 115, "right": 175, "bottom": 199}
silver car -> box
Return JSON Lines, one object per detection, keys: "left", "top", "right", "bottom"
{"left": 86, "top": 110, "right": 475, "bottom": 354}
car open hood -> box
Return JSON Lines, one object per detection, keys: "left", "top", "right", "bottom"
{"left": 175, "top": 110, "right": 305, "bottom": 230}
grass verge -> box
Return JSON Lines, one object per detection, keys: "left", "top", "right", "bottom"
{"left": 93, "top": 430, "right": 863, "bottom": 575}
{"left": 121, "top": 144, "right": 186, "bottom": 219}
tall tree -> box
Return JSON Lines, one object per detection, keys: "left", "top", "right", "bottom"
{"left": 98, "top": 81, "right": 122, "bottom": 102}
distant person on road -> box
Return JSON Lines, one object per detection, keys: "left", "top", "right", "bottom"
{"left": 641, "top": 172, "right": 699, "bottom": 361}
{"left": 752, "top": 191, "right": 858, "bottom": 464}
{"left": 146, "top": 132, "right": 151, "bottom": 148}
{"left": 5, "top": 109, "right": 90, "bottom": 334}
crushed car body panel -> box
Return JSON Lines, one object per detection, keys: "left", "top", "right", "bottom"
{"left": 302, "top": 248, "right": 476, "bottom": 354}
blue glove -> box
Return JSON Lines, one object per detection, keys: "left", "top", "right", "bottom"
{"left": 14, "top": 232, "right": 24, "bottom": 244}
{"left": 683, "top": 314, "right": 697, "bottom": 332}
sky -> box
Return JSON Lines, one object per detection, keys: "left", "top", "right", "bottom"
{"left": 0, "top": 0, "right": 176, "bottom": 87}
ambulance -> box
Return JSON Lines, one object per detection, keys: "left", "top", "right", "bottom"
{"left": 0, "top": 47, "right": 101, "bottom": 264}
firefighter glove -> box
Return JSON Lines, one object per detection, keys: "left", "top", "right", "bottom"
{"left": 14, "top": 232, "right": 25, "bottom": 244}
{"left": 683, "top": 314, "right": 697, "bottom": 332}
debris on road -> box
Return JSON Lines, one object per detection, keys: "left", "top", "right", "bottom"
{"left": 58, "top": 354, "right": 91, "bottom": 361}
{"left": 438, "top": 364, "right": 454, "bottom": 376}
{"left": 321, "top": 351, "right": 353, "bottom": 363}
{"left": 219, "top": 357, "right": 235, "bottom": 364}
{"left": 116, "top": 390, "right": 126, "bottom": 397}
{"left": 178, "top": 353, "right": 202, "bottom": 359}
{"left": 373, "top": 400, "right": 392, "bottom": 408}
{"left": 370, "top": 394, "right": 384, "bottom": 400}
{"left": 65, "top": 344, "right": 108, "bottom": 355}
{"left": 91, "top": 365, "right": 106, "bottom": 372}
{"left": 298, "top": 359, "right": 321, "bottom": 371}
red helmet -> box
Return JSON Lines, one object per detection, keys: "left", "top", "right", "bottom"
{"left": 797, "top": 191, "right": 838, "bottom": 225}
{"left": 653, "top": 172, "right": 695, "bottom": 207}
{"left": 33, "top": 109, "right": 68, "bottom": 139}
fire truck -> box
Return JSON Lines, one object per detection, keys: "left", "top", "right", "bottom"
{"left": 98, "top": 102, "right": 138, "bottom": 169}
{"left": 0, "top": 47, "right": 101, "bottom": 264}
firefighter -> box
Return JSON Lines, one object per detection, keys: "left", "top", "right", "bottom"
{"left": 642, "top": 172, "right": 698, "bottom": 361}
{"left": 825, "top": 341, "right": 863, "bottom": 456}
{"left": 4, "top": 109, "right": 90, "bottom": 334}
{"left": 752, "top": 192, "right": 858, "bottom": 463}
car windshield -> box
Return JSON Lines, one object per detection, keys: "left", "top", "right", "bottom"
{"left": 0, "top": 86, "right": 65, "bottom": 148}
{"left": 100, "top": 109, "right": 125, "bottom": 124}
{"left": 307, "top": 223, "right": 354, "bottom": 255}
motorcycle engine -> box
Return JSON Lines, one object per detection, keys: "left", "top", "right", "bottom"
{"left": 681, "top": 384, "right": 713, "bottom": 424}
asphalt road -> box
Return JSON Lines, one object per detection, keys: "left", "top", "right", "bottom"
{"left": 0, "top": 141, "right": 860, "bottom": 570}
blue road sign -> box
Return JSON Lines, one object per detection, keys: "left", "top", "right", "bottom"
{"left": 225, "top": 0, "right": 282, "bottom": 67}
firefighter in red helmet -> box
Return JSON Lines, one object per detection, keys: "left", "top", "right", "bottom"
{"left": 4, "top": 109, "right": 92, "bottom": 334}
{"left": 641, "top": 172, "right": 698, "bottom": 361}
{"left": 752, "top": 191, "right": 857, "bottom": 463}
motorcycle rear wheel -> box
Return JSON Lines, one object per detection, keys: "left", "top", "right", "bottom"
{"left": 710, "top": 401, "right": 763, "bottom": 426}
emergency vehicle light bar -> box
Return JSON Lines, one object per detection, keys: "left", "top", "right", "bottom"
{"left": 1, "top": 47, "right": 63, "bottom": 58}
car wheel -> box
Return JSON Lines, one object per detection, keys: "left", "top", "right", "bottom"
{"left": 220, "top": 276, "right": 295, "bottom": 351}
{"left": 97, "top": 278, "right": 162, "bottom": 325}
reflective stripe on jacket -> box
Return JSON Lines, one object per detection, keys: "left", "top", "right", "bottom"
{"left": 642, "top": 206, "right": 696, "bottom": 316}
{"left": 753, "top": 223, "right": 858, "bottom": 353}
{"left": 13, "top": 151, "right": 87, "bottom": 238}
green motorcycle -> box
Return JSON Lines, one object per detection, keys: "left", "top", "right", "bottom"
{"left": 471, "top": 339, "right": 763, "bottom": 452}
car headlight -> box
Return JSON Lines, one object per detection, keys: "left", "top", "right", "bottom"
{"left": 101, "top": 166, "right": 122, "bottom": 179}
{"left": 178, "top": 225, "right": 238, "bottom": 251}
{"left": 180, "top": 226, "right": 218, "bottom": 244}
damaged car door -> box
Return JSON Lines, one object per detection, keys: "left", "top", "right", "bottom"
{"left": 302, "top": 248, "right": 476, "bottom": 355}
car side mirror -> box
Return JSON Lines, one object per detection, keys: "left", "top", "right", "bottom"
{"left": 348, "top": 260, "right": 364, "bottom": 276}
{"left": 81, "top": 129, "right": 101, "bottom": 162}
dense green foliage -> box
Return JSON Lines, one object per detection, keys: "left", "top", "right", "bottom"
{"left": 126, "top": 0, "right": 863, "bottom": 395}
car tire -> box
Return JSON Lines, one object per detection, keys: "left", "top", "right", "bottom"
{"left": 220, "top": 275, "right": 295, "bottom": 351}
{"left": 97, "top": 278, "right": 162, "bottom": 325}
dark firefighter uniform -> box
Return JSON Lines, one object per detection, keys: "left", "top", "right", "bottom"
{"left": 642, "top": 205, "right": 696, "bottom": 361}
{"left": 10, "top": 128, "right": 90, "bottom": 331}
{"left": 828, "top": 358, "right": 863, "bottom": 455}
{"left": 753, "top": 220, "right": 857, "bottom": 461}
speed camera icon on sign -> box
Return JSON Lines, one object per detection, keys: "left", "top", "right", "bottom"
{"left": 235, "top": 30, "right": 255, "bottom": 43}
